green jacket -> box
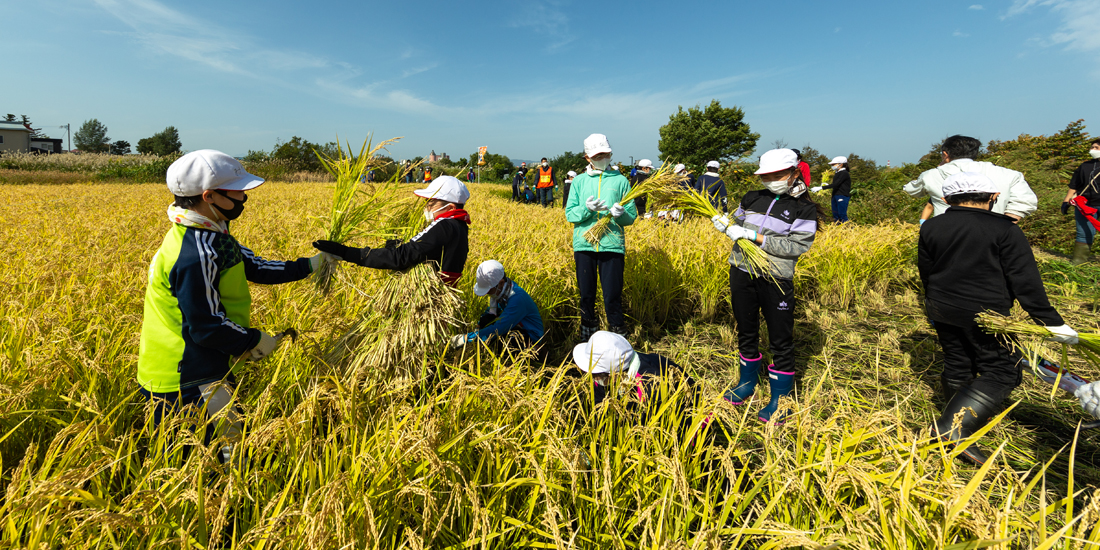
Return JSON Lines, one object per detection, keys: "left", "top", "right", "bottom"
{"left": 138, "top": 223, "right": 312, "bottom": 393}
{"left": 565, "top": 170, "right": 638, "bottom": 254}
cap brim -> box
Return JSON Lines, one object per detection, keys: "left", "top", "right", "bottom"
{"left": 586, "top": 146, "right": 612, "bottom": 156}
{"left": 754, "top": 166, "right": 795, "bottom": 175}
{"left": 573, "top": 342, "right": 606, "bottom": 373}
{"left": 473, "top": 283, "right": 490, "bottom": 296}
{"left": 216, "top": 174, "right": 265, "bottom": 191}
{"left": 413, "top": 188, "right": 436, "bottom": 199}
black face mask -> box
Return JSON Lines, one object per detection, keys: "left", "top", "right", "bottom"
{"left": 213, "top": 190, "right": 247, "bottom": 221}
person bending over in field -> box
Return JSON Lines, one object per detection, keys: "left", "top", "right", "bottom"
{"left": 313, "top": 176, "right": 471, "bottom": 286}
{"left": 573, "top": 331, "right": 681, "bottom": 407}
{"left": 450, "top": 260, "right": 545, "bottom": 350}
{"left": 566, "top": 133, "right": 638, "bottom": 340}
{"left": 138, "top": 150, "right": 334, "bottom": 464}
{"left": 712, "top": 149, "right": 822, "bottom": 424}
{"left": 920, "top": 171, "right": 1077, "bottom": 465}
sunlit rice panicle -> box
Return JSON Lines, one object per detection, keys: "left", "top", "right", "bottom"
{"left": 582, "top": 162, "right": 689, "bottom": 246}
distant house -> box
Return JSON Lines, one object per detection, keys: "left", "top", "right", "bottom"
{"left": 0, "top": 121, "right": 31, "bottom": 153}
{"left": 427, "top": 150, "right": 450, "bottom": 163}
{"left": 30, "top": 138, "right": 63, "bottom": 154}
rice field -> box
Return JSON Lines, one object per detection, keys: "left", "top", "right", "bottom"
{"left": 1, "top": 181, "right": 1099, "bottom": 548}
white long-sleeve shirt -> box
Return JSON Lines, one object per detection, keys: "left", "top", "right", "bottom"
{"left": 903, "top": 158, "right": 1038, "bottom": 219}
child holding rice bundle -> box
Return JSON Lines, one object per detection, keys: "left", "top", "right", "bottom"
{"left": 565, "top": 133, "right": 638, "bottom": 340}
{"left": 919, "top": 171, "right": 1077, "bottom": 464}
{"left": 712, "top": 149, "right": 822, "bottom": 423}
{"left": 450, "top": 260, "right": 545, "bottom": 350}
{"left": 313, "top": 176, "right": 471, "bottom": 286}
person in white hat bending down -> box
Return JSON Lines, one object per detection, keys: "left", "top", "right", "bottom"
{"left": 138, "top": 150, "right": 336, "bottom": 463}
{"left": 313, "top": 176, "right": 472, "bottom": 287}
{"left": 921, "top": 171, "right": 1077, "bottom": 465}
{"left": 450, "top": 260, "right": 545, "bottom": 349}
{"left": 712, "top": 149, "right": 822, "bottom": 424}
{"left": 694, "top": 160, "right": 728, "bottom": 213}
{"left": 573, "top": 331, "right": 681, "bottom": 407}
{"left": 565, "top": 133, "right": 638, "bottom": 340}
{"left": 811, "top": 156, "right": 851, "bottom": 223}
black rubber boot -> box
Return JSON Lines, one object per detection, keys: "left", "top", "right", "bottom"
{"left": 940, "top": 375, "right": 974, "bottom": 403}
{"left": 932, "top": 386, "right": 1002, "bottom": 465}
{"left": 609, "top": 325, "right": 628, "bottom": 337}
{"left": 579, "top": 323, "right": 598, "bottom": 343}
{"left": 1072, "top": 242, "right": 1090, "bottom": 265}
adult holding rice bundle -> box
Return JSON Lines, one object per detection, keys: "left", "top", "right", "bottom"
{"left": 811, "top": 156, "right": 851, "bottom": 223}
{"left": 450, "top": 260, "right": 545, "bottom": 349}
{"left": 919, "top": 171, "right": 1077, "bottom": 465}
{"left": 713, "top": 148, "right": 820, "bottom": 423}
{"left": 312, "top": 176, "right": 471, "bottom": 287}
{"left": 139, "top": 150, "right": 332, "bottom": 463}
{"left": 566, "top": 133, "right": 638, "bottom": 340}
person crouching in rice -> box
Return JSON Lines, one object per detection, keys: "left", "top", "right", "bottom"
{"left": 450, "top": 260, "right": 545, "bottom": 350}
{"left": 920, "top": 171, "right": 1077, "bottom": 464}
{"left": 313, "top": 176, "right": 471, "bottom": 286}
{"left": 712, "top": 148, "right": 822, "bottom": 423}
{"left": 139, "top": 150, "right": 335, "bottom": 465}
{"left": 573, "top": 331, "right": 681, "bottom": 407}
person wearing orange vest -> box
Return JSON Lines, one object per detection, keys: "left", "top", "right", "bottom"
{"left": 536, "top": 157, "right": 557, "bottom": 208}
{"left": 424, "top": 167, "right": 434, "bottom": 183}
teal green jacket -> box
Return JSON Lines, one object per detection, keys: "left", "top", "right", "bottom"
{"left": 564, "top": 170, "right": 638, "bottom": 254}
{"left": 138, "top": 223, "right": 312, "bottom": 393}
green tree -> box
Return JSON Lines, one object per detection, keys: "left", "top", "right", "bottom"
{"left": 110, "top": 140, "right": 132, "bottom": 155}
{"left": 844, "top": 153, "right": 881, "bottom": 186}
{"left": 549, "top": 151, "right": 587, "bottom": 179}
{"left": 74, "top": 119, "right": 110, "bottom": 153}
{"left": 16, "top": 115, "right": 45, "bottom": 138}
{"left": 797, "top": 144, "right": 831, "bottom": 182}
{"left": 464, "top": 151, "right": 515, "bottom": 181}
{"left": 658, "top": 100, "right": 760, "bottom": 170}
{"left": 137, "top": 126, "right": 182, "bottom": 156}
{"left": 270, "top": 136, "right": 338, "bottom": 172}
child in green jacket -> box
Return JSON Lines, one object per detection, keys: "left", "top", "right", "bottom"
{"left": 565, "top": 133, "right": 638, "bottom": 340}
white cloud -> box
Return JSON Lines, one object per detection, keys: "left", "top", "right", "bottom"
{"left": 508, "top": 1, "right": 575, "bottom": 52}
{"left": 1004, "top": 0, "right": 1100, "bottom": 52}
{"left": 968, "top": 4, "right": 984, "bottom": 10}
{"left": 954, "top": 30, "right": 971, "bottom": 37}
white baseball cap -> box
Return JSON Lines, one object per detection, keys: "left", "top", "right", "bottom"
{"left": 706, "top": 160, "right": 720, "bottom": 169}
{"left": 414, "top": 175, "right": 470, "bottom": 204}
{"left": 473, "top": 260, "right": 506, "bottom": 296}
{"left": 674, "top": 163, "right": 686, "bottom": 174}
{"left": 573, "top": 331, "right": 636, "bottom": 374}
{"left": 637, "top": 159, "right": 653, "bottom": 168}
{"left": 755, "top": 149, "right": 799, "bottom": 174}
{"left": 567, "top": 170, "right": 577, "bottom": 178}
{"left": 942, "top": 171, "right": 999, "bottom": 197}
{"left": 583, "top": 133, "right": 613, "bottom": 157}
{"left": 167, "top": 149, "right": 264, "bottom": 196}
{"left": 610, "top": 165, "right": 619, "bottom": 171}
{"left": 830, "top": 156, "right": 848, "bottom": 164}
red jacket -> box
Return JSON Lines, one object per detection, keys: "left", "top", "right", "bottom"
{"left": 798, "top": 161, "right": 811, "bottom": 186}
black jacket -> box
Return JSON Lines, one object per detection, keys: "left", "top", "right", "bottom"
{"left": 593, "top": 353, "right": 680, "bottom": 405}
{"left": 358, "top": 214, "right": 470, "bottom": 285}
{"left": 918, "top": 206, "right": 1061, "bottom": 327}
{"left": 694, "top": 174, "right": 727, "bottom": 210}
{"left": 823, "top": 169, "right": 851, "bottom": 196}
{"left": 1070, "top": 158, "right": 1100, "bottom": 208}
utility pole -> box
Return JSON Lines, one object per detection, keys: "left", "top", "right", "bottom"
{"left": 61, "top": 124, "right": 70, "bottom": 152}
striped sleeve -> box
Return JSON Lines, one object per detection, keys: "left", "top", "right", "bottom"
{"left": 172, "top": 231, "right": 258, "bottom": 355}
{"left": 240, "top": 244, "right": 313, "bottom": 285}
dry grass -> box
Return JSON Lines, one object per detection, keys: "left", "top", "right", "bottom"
{"left": 0, "top": 181, "right": 1098, "bottom": 548}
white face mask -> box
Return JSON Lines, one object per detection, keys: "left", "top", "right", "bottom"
{"left": 541, "top": 162, "right": 549, "bottom": 167}
{"left": 424, "top": 206, "right": 446, "bottom": 222}
{"left": 764, "top": 177, "right": 790, "bottom": 195}
{"left": 1090, "top": 149, "right": 1100, "bottom": 159}
{"left": 589, "top": 157, "right": 611, "bottom": 171}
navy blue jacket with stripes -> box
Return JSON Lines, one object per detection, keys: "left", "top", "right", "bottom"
{"left": 730, "top": 190, "right": 818, "bottom": 280}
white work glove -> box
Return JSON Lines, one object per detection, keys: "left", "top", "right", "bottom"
{"left": 609, "top": 202, "right": 625, "bottom": 217}
{"left": 450, "top": 333, "right": 471, "bottom": 348}
{"left": 725, "top": 225, "right": 757, "bottom": 242}
{"left": 1076, "top": 381, "right": 1100, "bottom": 419}
{"left": 1046, "top": 324, "right": 1079, "bottom": 345}
{"left": 247, "top": 332, "right": 279, "bottom": 362}
{"left": 585, "top": 196, "right": 608, "bottom": 213}
{"left": 711, "top": 214, "right": 730, "bottom": 233}
{"left": 810, "top": 186, "right": 822, "bottom": 193}
{"left": 308, "top": 252, "right": 338, "bottom": 273}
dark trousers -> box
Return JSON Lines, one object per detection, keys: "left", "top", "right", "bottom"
{"left": 512, "top": 183, "right": 521, "bottom": 201}
{"left": 934, "top": 321, "right": 1023, "bottom": 402}
{"left": 730, "top": 266, "right": 796, "bottom": 372}
{"left": 635, "top": 195, "right": 648, "bottom": 215}
{"left": 538, "top": 187, "right": 554, "bottom": 207}
{"left": 832, "top": 195, "right": 850, "bottom": 223}
{"left": 575, "top": 251, "right": 625, "bottom": 328}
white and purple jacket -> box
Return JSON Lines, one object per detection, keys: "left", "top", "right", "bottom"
{"left": 730, "top": 189, "right": 818, "bottom": 280}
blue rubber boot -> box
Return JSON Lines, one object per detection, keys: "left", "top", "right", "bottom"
{"left": 758, "top": 366, "right": 795, "bottom": 423}
{"left": 724, "top": 353, "right": 763, "bottom": 405}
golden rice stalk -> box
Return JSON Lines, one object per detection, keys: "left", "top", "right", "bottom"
{"left": 313, "top": 134, "right": 402, "bottom": 294}
{"left": 977, "top": 311, "right": 1100, "bottom": 357}
{"left": 582, "top": 162, "right": 688, "bottom": 245}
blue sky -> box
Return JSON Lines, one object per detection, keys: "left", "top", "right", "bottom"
{"left": 4, "top": 0, "right": 1097, "bottom": 166}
